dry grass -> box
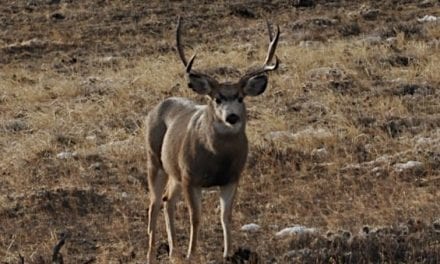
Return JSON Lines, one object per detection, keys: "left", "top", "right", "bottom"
{"left": 1, "top": 0, "right": 439, "bottom": 263}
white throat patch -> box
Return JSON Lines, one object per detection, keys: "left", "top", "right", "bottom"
{"left": 213, "top": 120, "right": 243, "bottom": 134}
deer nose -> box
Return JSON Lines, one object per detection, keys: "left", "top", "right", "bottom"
{"left": 226, "top": 114, "right": 240, "bottom": 125}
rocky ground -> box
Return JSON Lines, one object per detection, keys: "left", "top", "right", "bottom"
{"left": 0, "top": 0, "right": 439, "bottom": 263}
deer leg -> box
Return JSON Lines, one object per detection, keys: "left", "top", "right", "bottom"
{"left": 147, "top": 160, "right": 167, "bottom": 264}
{"left": 184, "top": 186, "right": 202, "bottom": 259}
{"left": 219, "top": 182, "right": 238, "bottom": 258}
{"left": 163, "top": 179, "right": 181, "bottom": 258}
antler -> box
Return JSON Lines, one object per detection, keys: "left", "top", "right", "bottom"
{"left": 239, "top": 21, "right": 280, "bottom": 83}
{"left": 262, "top": 21, "right": 280, "bottom": 72}
{"left": 176, "top": 16, "right": 196, "bottom": 73}
{"left": 178, "top": 17, "right": 279, "bottom": 77}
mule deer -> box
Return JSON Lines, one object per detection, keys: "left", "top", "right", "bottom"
{"left": 145, "top": 17, "right": 280, "bottom": 263}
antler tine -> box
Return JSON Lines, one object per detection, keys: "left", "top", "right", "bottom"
{"left": 176, "top": 16, "right": 197, "bottom": 72}
{"left": 176, "top": 16, "right": 188, "bottom": 67}
{"left": 266, "top": 20, "right": 273, "bottom": 41}
{"left": 186, "top": 54, "right": 196, "bottom": 73}
{"left": 263, "top": 24, "right": 280, "bottom": 67}
{"left": 240, "top": 23, "right": 280, "bottom": 81}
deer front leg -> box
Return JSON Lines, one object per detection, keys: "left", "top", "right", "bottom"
{"left": 220, "top": 182, "right": 238, "bottom": 258}
{"left": 184, "top": 185, "right": 202, "bottom": 259}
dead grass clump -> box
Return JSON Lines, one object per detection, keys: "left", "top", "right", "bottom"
{"left": 384, "top": 54, "right": 418, "bottom": 67}
{"left": 392, "top": 83, "right": 435, "bottom": 96}
{"left": 338, "top": 22, "right": 362, "bottom": 37}
{"left": 379, "top": 21, "right": 425, "bottom": 39}
{"left": 230, "top": 5, "right": 257, "bottom": 19}
{"left": 291, "top": 16, "right": 340, "bottom": 41}
{"left": 2, "top": 119, "right": 29, "bottom": 133}
{"left": 285, "top": 220, "right": 440, "bottom": 263}
{"left": 382, "top": 116, "right": 440, "bottom": 138}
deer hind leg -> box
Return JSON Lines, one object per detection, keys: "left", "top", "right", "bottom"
{"left": 219, "top": 182, "right": 238, "bottom": 258}
{"left": 184, "top": 185, "right": 202, "bottom": 259}
{"left": 163, "top": 179, "right": 181, "bottom": 258}
{"left": 147, "top": 156, "right": 167, "bottom": 264}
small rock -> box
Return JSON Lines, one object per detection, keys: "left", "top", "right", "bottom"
{"left": 371, "top": 167, "right": 383, "bottom": 177}
{"left": 265, "top": 131, "right": 295, "bottom": 141}
{"left": 99, "top": 56, "right": 120, "bottom": 64}
{"left": 102, "top": 56, "right": 115, "bottom": 62}
{"left": 394, "top": 161, "right": 423, "bottom": 172}
{"left": 276, "top": 225, "right": 316, "bottom": 238}
{"left": 6, "top": 38, "right": 47, "bottom": 50}
{"left": 89, "top": 162, "right": 102, "bottom": 170}
{"left": 240, "top": 223, "right": 261, "bottom": 233}
{"left": 86, "top": 135, "right": 97, "bottom": 141}
{"left": 386, "top": 37, "right": 398, "bottom": 45}
{"left": 417, "top": 15, "right": 439, "bottom": 22}
{"left": 56, "top": 151, "right": 77, "bottom": 159}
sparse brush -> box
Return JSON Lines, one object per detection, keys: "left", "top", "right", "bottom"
{"left": 0, "top": 0, "right": 439, "bottom": 263}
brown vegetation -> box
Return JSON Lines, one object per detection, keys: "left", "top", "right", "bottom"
{"left": 1, "top": 0, "right": 439, "bottom": 263}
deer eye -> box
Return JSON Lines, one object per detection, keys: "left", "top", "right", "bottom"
{"left": 237, "top": 97, "right": 243, "bottom": 103}
{"left": 215, "top": 98, "right": 222, "bottom": 104}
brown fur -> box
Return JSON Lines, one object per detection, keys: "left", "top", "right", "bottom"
{"left": 146, "top": 97, "right": 248, "bottom": 189}
{"left": 145, "top": 17, "right": 279, "bottom": 263}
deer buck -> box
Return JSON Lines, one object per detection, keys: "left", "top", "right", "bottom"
{"left": 145, "top": 17, "right": 280, "bottom": 263}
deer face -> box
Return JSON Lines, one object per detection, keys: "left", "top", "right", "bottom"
{"left": 177, "top": 17, "right": 280, "bottom": 134}
{"left": 185, "top": 71, "right": 270, "bottom": 133}
{"left": 211, "top": 84, "right": 246, "bottom": 133}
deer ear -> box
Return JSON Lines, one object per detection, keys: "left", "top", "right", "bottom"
{"left": 243, "top": 74, "right": 268, "bottom": 96}
{"left": 187, "top": 73, "right": 214, "bottom": 95}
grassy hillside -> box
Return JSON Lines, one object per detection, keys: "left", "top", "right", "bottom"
{"left": 1, "top": 0, "right": 439, "bottom": 263}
